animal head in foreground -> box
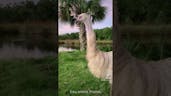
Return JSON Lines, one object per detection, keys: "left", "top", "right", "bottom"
{"left": 76, "top": 13, "right": 92, "bottom": 23}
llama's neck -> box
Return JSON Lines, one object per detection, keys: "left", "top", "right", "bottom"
{"left": 84, "top": 18, "right": 97, "bottom": 56}
{"left": 114, "top": 26, "right": 134, "bottom": 73}
{"left": 112, "top": 0, "right": 133, "bottom": 73}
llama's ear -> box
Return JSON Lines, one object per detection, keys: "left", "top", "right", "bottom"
{"left": 91, "top": 15, "right": 95, "bottom": 23}
{"left": 70, "top": 16, "right": 76, "bottom": 26}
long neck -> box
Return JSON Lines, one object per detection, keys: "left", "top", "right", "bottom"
{"left": 113, "top": 0, "right": 135, "bottom": 75}
{"left": 113, "top": 0, "right": 134, "bottom": 72}
{"left": 84, "top": 18, "right": 97, "bottom": 56}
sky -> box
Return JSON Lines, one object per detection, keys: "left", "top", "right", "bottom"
{"left": 58, "top": 0, "right": 113, "bottom": 35}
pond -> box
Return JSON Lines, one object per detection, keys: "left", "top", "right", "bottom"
{"left": 59, "top": 43, "right": 113, "bottom": 52}
{"left": 58, "top": 46, "right": 76, "bottom": 52}
{"left": 0, "top": 23, "right": 57, "bottom": 59}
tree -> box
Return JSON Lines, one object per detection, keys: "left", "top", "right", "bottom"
{"left": 36, "top": 0, "right": 57, "bottom": 21}
{"left": 59, "top": 0, "right": 106, "bottom": 51}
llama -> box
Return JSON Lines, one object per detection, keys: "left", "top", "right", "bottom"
{"left": 76, "top": 13, "right": 113, "bottom": 84}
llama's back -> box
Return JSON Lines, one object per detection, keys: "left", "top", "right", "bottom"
{"left": 156, "top": 58, "right": 171, "bottom": 95}
{"left": 87, "top": 51, "right": 113, "bottom": 83}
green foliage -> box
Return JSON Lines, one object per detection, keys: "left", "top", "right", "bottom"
{"left": 59, "top": 32, "right": 79, "bottom": 40}
{"left": 0, "top": 0, "right": 171, "bottom": 24}
{"left": 97, "top": 44, "right": 112, "bottom": 52}
{"left": 59, "top": 0, "right": 106, "bottom": 24}
{"left": 95, "top": 27, "right": 112, "bottom": 40}
{"left": 0, "top": 0, "right": 57, "bottom": 23}
{"left": 59, "top": 27, "right": 112, "bottom": 40}
{"left": 121, "top": 25, "right": 171, "bottom": 60}
{"left": 59, "top": 51, "right": 110, "bottom": 96}
{"left": 118, "top": 0, "right": 171, "bottom": 24}
{"left": 123, "top": 40, "right": 171, "bottom": 60}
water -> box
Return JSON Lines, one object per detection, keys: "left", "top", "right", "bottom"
{"left": 0, "top": 44, "right": 56, "bottom": 59}
{"left": 0, "top": 23, "right": 57, "bottom": 59}
{"left": 58, "top": 46, "right": 76, "bottom": 52}
{"left": 58, "top": 43, "right": 113, "bottom": 52}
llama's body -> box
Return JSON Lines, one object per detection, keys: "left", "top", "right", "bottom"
{"left": 87, "top": 50, "right": 113, "bottom": 83}
{"left": 154, "top": 58, "right": 171, "bottom": 95}
{"left": 113, "top": 47, "right": 171, "bottom": 96}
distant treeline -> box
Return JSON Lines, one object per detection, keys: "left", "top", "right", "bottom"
{"left": 118, "top": 0, "right": 171, "bottom": 24}
{"left": 0, "top": 0, "right": 56, "bottom": 23}
{"left": 59, "top": 27, "right": 112, "bottom": 40}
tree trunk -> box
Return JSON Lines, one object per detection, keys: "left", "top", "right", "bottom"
{"left": 78, "top": 23, "right": 86, "bottom": 51}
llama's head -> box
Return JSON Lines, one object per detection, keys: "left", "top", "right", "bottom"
{"left": 76, "top": 13, "right": 91, "bottom": 23}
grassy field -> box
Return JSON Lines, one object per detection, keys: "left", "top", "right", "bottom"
{"left": 58, "top": 42, "right": 171, "bottom": 96}
{"left": 0, "top": 57, "right": 57, "bottom": 96}
{"left": 58, "top": 51, "right": 110, "bottom": 96}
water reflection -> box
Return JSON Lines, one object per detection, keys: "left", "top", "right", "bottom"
{"left": 0, "top": 23, "right": 57, "bottom": 59}
{"left": 0, "top": 44, "right": 56, "bottom": 59}
{"left": 58, "top": 43, "right": 112, "bottom": 52}
{"left": 58, "top": 46, "right": 76, "bottom": 52}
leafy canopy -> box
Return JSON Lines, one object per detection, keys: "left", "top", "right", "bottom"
{"left": 59, "top": 0, "right": 106, "bottom": 24}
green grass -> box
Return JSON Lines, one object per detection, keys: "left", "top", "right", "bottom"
{"left": 0, "top": 57, "right": 57, "bottom": 96}
{"left": 59, "top": 51, "right": 110, "bottom": 96}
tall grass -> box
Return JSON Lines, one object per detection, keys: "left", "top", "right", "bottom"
{"left": 59, "top": 51, "right": 110, "bottom": 96}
